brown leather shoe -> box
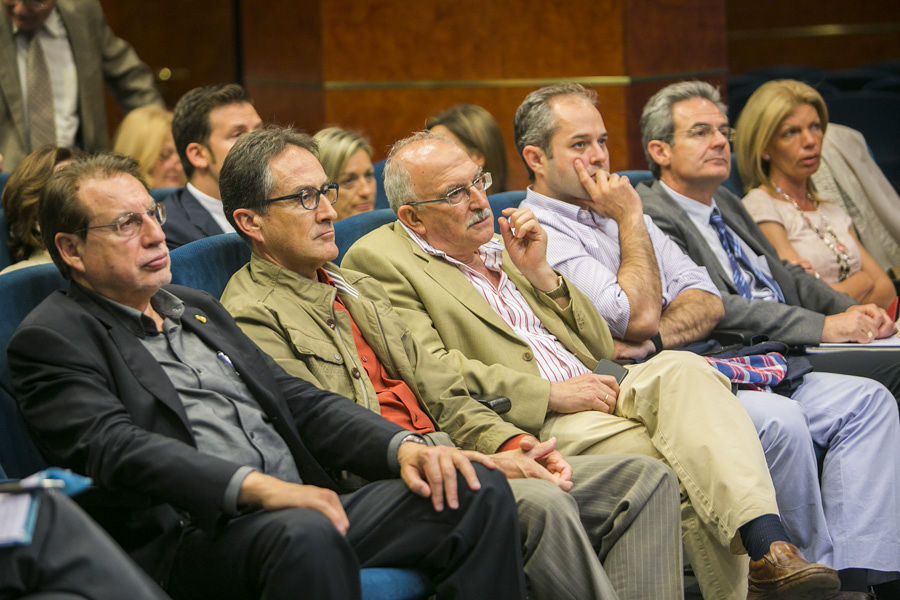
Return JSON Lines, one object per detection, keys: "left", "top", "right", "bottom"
{"left": 747, "top": 541, "right": 840, "bottom": 599}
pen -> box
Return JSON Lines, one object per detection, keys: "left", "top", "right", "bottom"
{"left": 217, "top": 351, "right": 239, "bottom": 375}
{"left": 0, "top": 479, "right": 65, "bottom": 494}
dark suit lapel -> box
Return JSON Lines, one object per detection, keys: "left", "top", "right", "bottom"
{"left": 68, "top": 286, "right": 193, "bottom": 432}
{"left": 182, "top": 190, "right": 226, "bottom": 237}
{"left": 0, "top": 13, "right": 26, "bottom": 147}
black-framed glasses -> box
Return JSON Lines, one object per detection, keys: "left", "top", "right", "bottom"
{"left": 75, "top": 202, "right": 166, "bottom": 239}
{"left": 264, "top": 182, "right": 339, "bottom": 210}
{"left": 669, "top": 125, "right": 735, "bottom": 144}
{"left": 407, "top": 171, "right": 492, "bottom": 207}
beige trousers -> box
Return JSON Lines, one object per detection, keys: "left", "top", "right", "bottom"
{"left": 542, "top": 351, "right": 780, "bottom": 600}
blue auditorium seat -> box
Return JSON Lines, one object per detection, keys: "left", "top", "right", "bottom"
{"left": 722, "top": 154, "right": 745, "bottom": 197}
{"left": 149, "top": 186, "right": 182, "bottom": 202}
{"left": 0, "top": 263, "right": 67, "bottom": 477}
{"left": 335, "top": 208, "right": 397, "bottom": 264}
{"left": 488, "top": 190, "right": 526, "bottom": 232}
{"left": 616, "top": 170, "right": 654, "bottom": 187}
{"left": 169, "top": 233, "right": 250, "bottom": 297}
{"left": 373, "top": 159, "right": 389, "bottom": 210}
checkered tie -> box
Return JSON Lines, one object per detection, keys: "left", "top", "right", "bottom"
{"left": 24, "top": 30, "right": 56, "bottom": 151}
{"left": 709, "top": 208, "right": 784, "bottom": 301}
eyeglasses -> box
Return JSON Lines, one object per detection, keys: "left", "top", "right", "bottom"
{"left": 407, "top": 171, "right": 492, "bottom": 207}
{"left": 669, "top": 124, "right": 735, "bottom": 144}
{"left": 264, "top": 182, "right": 339, "bottom": 210}
{"left": 75, "top": 202, "right": 166, "bottom": 239}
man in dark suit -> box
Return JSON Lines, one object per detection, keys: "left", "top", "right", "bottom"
{"left": 0, "top": 0, "right": 162, "bottom": 170}
{"left": 636, "top": 80, "right": 900, "bottom": 402}
{"left": 8, "top": 153, "right": 525, "bottom": 600}
{"left": 161, "top": 84, "right": 262, "bottom": 249}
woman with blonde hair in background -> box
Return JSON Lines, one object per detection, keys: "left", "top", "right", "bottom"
{"left": 1, "top": 145, "right": 81, "bottom": 274}
{"left": 426, "top": 103, "right": 508, "bottom": 193}
{"left": 314, "top": 127, "right": 377, "bottom": 221}
{"left": 112, "top": 105, "right": 185, "bottom": 189}
{"left": 735, "top": 79, "right": 897, "bottom": 312}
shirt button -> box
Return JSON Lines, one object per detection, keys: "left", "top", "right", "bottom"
{"left": 523, "top": 351, "right": 533, "bottom": 361}
{"left": 326, "top": 318, "right": 336, "bottom": 329}
{"left": 333, "top": 353, "right": 342, "bottom": 361}
{"left": 361, "top": 356, "right": 367, "bottom": 363}
{"left": 249, "top": 432, "right": 256, "bottom": 439}
{"left": 351, "top": 367, "right": 361, "bottom": 379}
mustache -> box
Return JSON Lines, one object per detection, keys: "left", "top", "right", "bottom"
{"left": 466, "top": 208, "right": 492, "bottom": 228}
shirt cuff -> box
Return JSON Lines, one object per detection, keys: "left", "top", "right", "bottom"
{"left": 224, "top": 466, "right": 256, "bottom": 515}
{"left": 387, "top": 431, "right": 423, "bottom": 475}
{"left": 497, "top": 434, "right": 530, "bottom": 453}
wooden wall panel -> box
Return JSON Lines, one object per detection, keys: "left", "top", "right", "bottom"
{"left": 100, "top": 0, "right": 237, "bottom": 110}
{"left": 726, "top": 0, "right": 900, "bottom": 73}
{"left": 320, "top": 0, "right": 626, "bottom": 81}
{"left": 625, "top": 0, "right": 727, "bottom": 76}
{"left": 322, "top": 85, "right": 627, "bottom": 191}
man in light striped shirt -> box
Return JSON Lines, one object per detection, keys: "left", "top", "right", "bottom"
{"left": 515, "top": 81, "right": 900, "bottom": 599}
{"left": 342, "top": 131, "right": 840, "bottom": 600}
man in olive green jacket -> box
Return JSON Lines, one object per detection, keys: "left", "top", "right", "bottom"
{"left": 340, "top": 131, "right": 837, "bottom": 600}
{"left": 218, "top": 125, "right": 684, "bottom": 600}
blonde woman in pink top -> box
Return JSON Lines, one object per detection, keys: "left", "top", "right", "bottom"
{"left": 735, "top": 79, "right": 896, "bottom": 311}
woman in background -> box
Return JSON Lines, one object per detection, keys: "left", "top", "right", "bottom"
{"left": 2, "top": 145, "right": 80, "bottom": 274}
{"left": 314, "top": 127, "right": 377, "bottom": 221}
{"left": 735, "top": 79, "right": 896, "bottom": 311}
{"left": 112, "top": 105, "right": 185, "bottom": 189}
{"left": 426, "top": 104, "right": 508, "bottom": 193}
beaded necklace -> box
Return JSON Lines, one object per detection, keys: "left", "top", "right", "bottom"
{"left": 775, "top": 186, "right": 851, "bottom": 281}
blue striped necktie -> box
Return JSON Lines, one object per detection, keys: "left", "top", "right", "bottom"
{"left": 709, "top": 208, "right": 784, "bottom": 301}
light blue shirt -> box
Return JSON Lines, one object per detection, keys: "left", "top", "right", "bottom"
{"left": 522, "top": 187, "right": 720, "bottom": 339}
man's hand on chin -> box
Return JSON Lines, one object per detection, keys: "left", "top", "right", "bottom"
{"left": 398, "top": 443, "right": 496, "bottom": 512}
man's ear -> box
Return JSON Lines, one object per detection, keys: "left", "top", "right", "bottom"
{"left": 185, "top": 142, "right": 210, "bottom": 171}
{"left": 521, "top": 145, "right": 545, "bottom": 178}
{"left": 55, "top": 232, "right": 85, "bottom": 276}
{"left": 646, "top": 140, "right": 671, "bottom": 170}
{"left": 396, "top": 204, "right": 426, "bottom": 235}
{"left": 232, "top": 208, "right": 264, "bottom": 243}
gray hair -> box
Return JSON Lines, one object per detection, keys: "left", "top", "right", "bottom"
{"left": 640, "top": 81, "right": 728, "bottom": 179}
{"left": 513, "top": 83, "right": 597, "bottom": 182}
{"left": 383, "top": 130, "right": 458, "bottom": 214}
{"left": 219, "top": 125, "right": 318, "bottom": 243}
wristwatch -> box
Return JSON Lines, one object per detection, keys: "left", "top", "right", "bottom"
{"left": 400, "top": 433, "right": 427, "bottom": 446}
{"left": 545, "top": 275, "right": 568, "bottom": 300}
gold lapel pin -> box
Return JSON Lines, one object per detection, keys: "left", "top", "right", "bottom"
{"left": 194, "top": 314, "right": 207, "bottom": 323}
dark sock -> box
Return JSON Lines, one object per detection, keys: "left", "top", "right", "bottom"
{"left": 839, "top": 568, "right": 869, "bottom": 593}
{"left": 739, "top": 514, "right": 790, "bottom": 561}
{"left": 873, "top": 578, "right": 900, "bottom": 600}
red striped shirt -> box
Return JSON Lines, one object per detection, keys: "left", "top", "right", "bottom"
{"left": 403, "top": 225, "right": 590, "bottom": 383}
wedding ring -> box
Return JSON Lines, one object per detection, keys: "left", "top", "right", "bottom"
{"left": 867, "top": 330, "right": 874, "bottom": 338}
{"left": 604, "top": 393, "right": 609, "bottom": 402}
